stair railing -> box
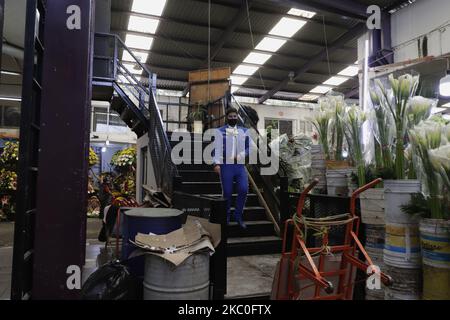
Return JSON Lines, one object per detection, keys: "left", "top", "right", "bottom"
{"left": 93, "top": 33, "right": 177, "bottom": 198}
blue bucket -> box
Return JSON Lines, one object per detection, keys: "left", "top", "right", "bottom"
{"left": 121, "top": 208, "right": 184, "bottom": 278}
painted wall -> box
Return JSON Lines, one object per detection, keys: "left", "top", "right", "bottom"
{"left": 391, "top": 0, "right": 450, "bottom": 62}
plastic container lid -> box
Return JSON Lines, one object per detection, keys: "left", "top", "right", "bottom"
{"left": 124, "top": 208, "right": 184, "bottom": 218}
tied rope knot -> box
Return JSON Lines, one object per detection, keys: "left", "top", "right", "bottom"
{"left": 293, "top": 213, "right": 356, "bottom": 257}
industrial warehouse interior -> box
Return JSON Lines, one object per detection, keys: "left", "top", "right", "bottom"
{"left": 1, "top": 0, "right": 450, "bottom": 309}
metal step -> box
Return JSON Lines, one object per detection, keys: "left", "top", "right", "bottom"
{"left": 181, "top": 181, "right": 223, "bottom": 194}
{"left": 227, "top": 236, "right": 282, "bottom": 257}
{"left": 227, "top": 220, "right": 275, "bottom": 238}
{"left": 192, "top": 193, "right": 261, "bottom": 207}
{"left": 177, "top": 170, "right": 218, "bottom": 182}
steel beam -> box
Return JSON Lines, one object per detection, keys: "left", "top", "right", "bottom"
{"left": 258, "top": 23, "right": 365, "bottom": 103}
{"left": 32, "top": 0, "right": 94, "bottom": 299}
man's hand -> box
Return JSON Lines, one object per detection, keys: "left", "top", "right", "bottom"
{"left": 214, "top": 165, "right": 221, "bottom": 175}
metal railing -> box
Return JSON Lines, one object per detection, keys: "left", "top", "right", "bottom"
{"left": 93, "top": 33, "right": 177, "bottom": 197}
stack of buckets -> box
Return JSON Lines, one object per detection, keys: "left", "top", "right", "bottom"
{"left": 360, "top": 187, "right": 386, "bottom": 300}
{"left": 326, "top": 165, "right": 353, "bottom": 197}
{"left": 419, "top": 219, "right": 450, "bottom": 299}
{"left": 311, "top": 145, "right": 326, "bottom": 193}
{"left": 383, "top": 180, "right": 422, "bottom": 300}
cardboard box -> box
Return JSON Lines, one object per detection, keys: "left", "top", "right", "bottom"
{"left": 130, "top": 216, "right": 221, "bottom": 266}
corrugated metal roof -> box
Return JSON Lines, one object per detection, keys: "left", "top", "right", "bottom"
{"left": 109, "top": 0, "right": 394, "bottom": 101}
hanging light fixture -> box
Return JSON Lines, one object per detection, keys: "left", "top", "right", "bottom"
{"left": 439, "top": 58, "right": 450, "bottom": 97}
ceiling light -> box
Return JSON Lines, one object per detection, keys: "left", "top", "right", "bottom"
{"left": 300, "top": 94, "right": 320, "bottom": 101}
{"left": 269, "top": 17, "right": 306, "bottom": 38}
{"left": 122, "top": 50, "right": 149, "bottom": 63}
{"left": 0, "top": 96, "right": 21, "bottom": 102}
{"left": 323, "top": 76, "right": 349, "bottom": 86}
{"left": 128, "top": 15, "right": 160, "bottom": 34}
{"left": 125, "top": 34, "right": 153, "bottom": 50}
{"left": 233, "top": 64, "right": 259, "bottom": 76}
{"left": 131, "top": 0, "right": 167, "bottom": 16}
{"left": 287, "top": 8, "right": 316, "bottom": 18}
{"left": 338, "top": 66, "right": 359, "bottom": 77}
{"left": 310, "top": 86, "right": 331, "bottom": 94}
{"left": 1, "top": 70, "right": 21, "bottom": 76}
{"left": 255, "top": 37, "right": 287, "bottom": 53}
{"left": 243, "top": 52, "right": 272, "bottom": 65}
{"left": 230, "top": 75, "right": 249, "bottom": 86}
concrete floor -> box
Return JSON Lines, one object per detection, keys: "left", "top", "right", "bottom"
{"left": 0, "top": 219, "right": 280, "bottom": 300}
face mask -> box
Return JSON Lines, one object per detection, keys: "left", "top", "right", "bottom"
{"left": 227, "top": 118, "right": 238, "bottom": 127}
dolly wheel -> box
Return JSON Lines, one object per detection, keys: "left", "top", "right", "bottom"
{"left": 385, "top": 275, "right": 394, "bottom": 287}
{"left": 325, "top": 281, "right": 334, "bottom": 294}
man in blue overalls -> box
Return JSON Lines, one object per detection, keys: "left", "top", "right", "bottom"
{"left": 213, "top": 107, "right": 250, "bottom": 229}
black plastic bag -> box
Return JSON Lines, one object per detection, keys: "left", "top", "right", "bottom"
{"left": 81, "top": 261, "right": 142, "bottom": 300}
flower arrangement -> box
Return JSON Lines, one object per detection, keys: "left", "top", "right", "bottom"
{"left": 343, "top": 105, "right": 367, "bottom": 187}
{"left": 369, "top": 73, "right": 438, "bottom": 179}
{"left": 312, "top": 109, "right": 332, "bottom": 160}
{"left": 110, "top": 147, "right": 137, "bottom": 168}
{"left": 0, "top": 169, "right": 17, "bottom": 192}
{"left": 0, "top": 141, "right": 19, "bottom": 170}
{"left": 89, "top": 147, "right": 99, "bottom": 168}
{"left": 405, "top": 119, "right": 450, "bottom": 219}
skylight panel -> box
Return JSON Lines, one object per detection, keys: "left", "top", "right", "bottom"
{"left": 255, "top": 37, "right": 287, "bottom": 53}
{"left": 122, "top": 50, "right": 149, "bottom": 63}
{"left": 131, "top": 0, "right": 167, "bottom": 16}
{"left": 300, "top": 94, "right": 320, "bottom": 101}
{"left": 288, "top": 8, "right": 316, "bottom": 18}
{"left": 269, "top": 17, "right": 307, "bottom": 38}
{"left": 128, "top": 15, "right": 160, "bottom": 34}
{"left": 233, "top": 65, "right": 259, "bottom": 76}
{"left": 231, "top": 86, "right": 240, "bottom": 94}
{"left": 243, "top": 52, "right": 272, "bottom": 65}
{"left": 323, "top": 76, "right": 349, "bottom": 86}
{"left": 310, "top": 86, "right": 332, "bottom": 94}
{"left": 338, "top": 66, "right": 359, "bottom": 77}
{"left": 230, "top": 75, "right": 249, "bottom": 86}
{"left": 125, "top": 34, "right": 153, "bottom": 50}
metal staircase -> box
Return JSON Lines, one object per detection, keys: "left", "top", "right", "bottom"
{"left": 92, "top": 33, "right": 177, "bottom": 197}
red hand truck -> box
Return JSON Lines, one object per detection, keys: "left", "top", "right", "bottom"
{"left": 274, "top": 178, "right": 393, "bottom": 300}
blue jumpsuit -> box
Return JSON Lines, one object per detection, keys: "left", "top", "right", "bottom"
{"left": 213, "top": 125, "right": 250, "bottom": 224}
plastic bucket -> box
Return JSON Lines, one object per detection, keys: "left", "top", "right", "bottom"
{"left": 384, "top": 180, "right": 421, "bottom": 224}
{"left": 423, "top": 264, "right": 450, "bottom": 300}
{"left": 360, "top": 188, "right": 385, "bottom": 225}
{"left": 311, "top": 145, "right": 326, "bottom": 191}
{"left": 365, "top": 225, "right": 385, "bottom": 254}
{"left": 365, "top": 249, "right": 386, "bottom": 300}
{"left": 326, "top": 168, "right": 351, "bottom": 196}
{"left": 384, "top": 265, "right": 422, "bottom": 300}
{"left": 420, "top": 219, "right": 450, "bottom": 299}
{"left": 384, "top": 222, "right": 421, "bottom": 268}
{"left": 419, "top": 219, "right": 450, "bottom": 269}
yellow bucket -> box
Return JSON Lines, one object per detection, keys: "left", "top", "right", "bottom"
{"left": 383, "top": 223, "right": 421, "bottom": 268}
{"left": 423, "top": 265, "right": 450, "bottom": 300}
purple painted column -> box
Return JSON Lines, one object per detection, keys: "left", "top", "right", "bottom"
{"left": 32, "top": 0, "right": 94, "bottom": 299}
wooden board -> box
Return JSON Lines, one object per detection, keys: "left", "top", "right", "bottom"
{"left": 190, "top": 81, "right": 230, "bottom": 105}
{"left": 188, "top": 67, "right": 231, "bottom": 83}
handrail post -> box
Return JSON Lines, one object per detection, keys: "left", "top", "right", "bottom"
{"left": 279, "top": 176, "right": 290, "bottom": 230}
{"left": 113, "top": 36, "right": 118, "bottom": 80}
{"left": 209, "top": 199, "right": 227, "bottom": 300}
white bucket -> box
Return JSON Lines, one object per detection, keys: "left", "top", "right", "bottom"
{"left": 326, "top": 168, "right": 351, "bottom": 196}
{"left": 384, "top": 265, "right": 421, "bottom": 300}
{"left": 383, "top": 222, "right": 421, "bottom": 268}
{"left": 360, "top": 188, "right": 385, "bottom": 225}
{"left": 311, "top": 145, "right": 327, "bottom": 191}
{"left": 384, "top": 180, "right": 421, "bottom": 224}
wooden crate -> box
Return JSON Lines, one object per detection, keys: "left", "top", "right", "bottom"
{"left": 189, "top": 67, "right": 230, "bottom": 105}
{"left": 188, "top": 67, "right": 231, "bottom": 83}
